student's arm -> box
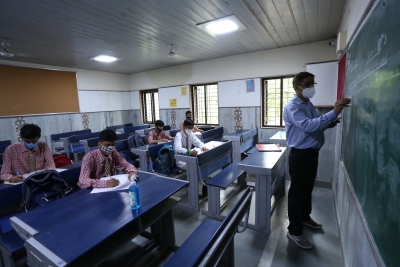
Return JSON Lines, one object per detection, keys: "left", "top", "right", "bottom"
{"left": 148, "top": 130, "right": 156, "bottom": 143}
{"left": 0, "top": 146, "right": 15, "bottom": 182}
{"left": 113, "top": 150, "right": 137, "bottom": 175}
{"left": 191, "top": 133, "right": 205, "bottom": 149}
{"left": 77, "top": 154, "right": 107, "bottom": 189}
{"left": 42, "top": 143, "right": 56, "bottom": 170}
{"left": 173, "top": 133, "right": 187, "bottom": 154}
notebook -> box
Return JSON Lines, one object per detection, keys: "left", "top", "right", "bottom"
{"left": 256, "top": 144, "right": 281, "bottom": 152}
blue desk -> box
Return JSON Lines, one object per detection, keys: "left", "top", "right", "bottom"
{"left": 11, "top": 171, "right": 187, "bottom": 266}
{"left": 269, "top": 130, "right": 289, "bottom": 180}
{"left": 223, "top": 129, "right": 257, "bottom": 162}
{"left": 0, "top": 163, "right": 82, "bottom": 217}
{"left": 174, "top": 141, "right": 232, "bottom": 211}
{"left": 237, "top": 148, "right": 286, "bottom": 233}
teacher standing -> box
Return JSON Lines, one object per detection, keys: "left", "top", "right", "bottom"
{"left": 284, "top": 72, "right": 351, "bottom": 249}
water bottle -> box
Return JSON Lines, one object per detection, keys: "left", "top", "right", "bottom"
{"left": 129, "top": 179, "right": 141, "bottom": 210}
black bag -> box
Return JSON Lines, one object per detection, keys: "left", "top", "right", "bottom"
{"left": 21, "top": 170, "right": 72, "bottom": 211}
{"left": 127, "top": 133, "right": 145, "bottom": 159}
{"left": 155, "top": 144, "right": 176, "bottom": 171}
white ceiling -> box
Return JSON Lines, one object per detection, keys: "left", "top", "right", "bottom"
{"left": 0, "top": 0, "right": 346, "bottom": 74}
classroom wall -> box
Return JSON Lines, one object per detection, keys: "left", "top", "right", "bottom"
{"left": 128, "top": 40, "right": 337, "bottom": 90}
{"left": 0, "top": 59, "right": 139, "bottom": 150}
{"left": 333, "top": 0, "right": 383, "bottom": 266}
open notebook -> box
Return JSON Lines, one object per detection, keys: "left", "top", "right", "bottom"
{"left": 255, "top": 144, "right": 282, "bottom": 152}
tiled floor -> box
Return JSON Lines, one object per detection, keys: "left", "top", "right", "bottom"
{"left": 98, "top": 179, "right": 344, "bottom": 267}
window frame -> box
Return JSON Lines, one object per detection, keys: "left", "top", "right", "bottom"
{"left": 261, "top": 75, "right": 294, "bottom": 128}
{"left": 191, "top": 83, "right": 219, "bottom": 126}
{"left": 140, "top": 89, "right": 159, "bottom": 124}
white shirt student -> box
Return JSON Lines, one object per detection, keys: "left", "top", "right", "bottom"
{"left": 174, "top": 119, "right": 208, "bottom": 170}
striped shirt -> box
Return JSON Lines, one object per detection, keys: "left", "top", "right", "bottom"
{"left": 148, "top": 130, "right": 172, "bottom": 143}
{"left": 0, "top": 142, "right": 55, "bottom": 182}
{"left": 77, "top": 148, "right": 137, "bottom": 189}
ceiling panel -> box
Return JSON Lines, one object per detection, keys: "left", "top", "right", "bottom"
{"left": 0, "top": 0, "right": 346, "bottom": 74}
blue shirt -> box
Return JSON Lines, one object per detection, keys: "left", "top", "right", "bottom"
{"left": 283, "top": 96, "right": 337, "bottom": 149}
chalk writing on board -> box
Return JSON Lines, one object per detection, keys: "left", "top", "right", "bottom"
{"left": 366, "top": 33, "right": 387, "bottom": 64}
{"left": 348, "top": 52, "right": 387, "bottom": 93}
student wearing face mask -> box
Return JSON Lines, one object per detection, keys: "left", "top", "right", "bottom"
{"left": 179, "top": 111, "right": 203, "bottom": 133}
{"left": 284, "top": 72, "right": 351, "bottom": 249}
{"left": 174, "top": 119, "right": 208, "bottom": 170}
{"left": 148, "top": 120, "right": 174, "bottom": 144}
{"left": 1, "top": 124, "right": 56, "bottom": 183}
{"left": 77, "top": 129, "right": 138, "bottom": 189}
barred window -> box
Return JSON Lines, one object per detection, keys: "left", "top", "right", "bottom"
{"left": 261, "top": 76, "right": 293, "bottom": 127}
{"left": 191, "top": 84, "right": 218, "bottom": 125}
{"left": 140, "top": 89, "right": 159, "bottom": 123}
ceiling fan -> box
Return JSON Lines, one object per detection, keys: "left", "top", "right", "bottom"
{"left": 167, "top": 44, "right": 177, "bottom": 57}
{"left": 1, "top": 38, "right": 16, "bottom": 57}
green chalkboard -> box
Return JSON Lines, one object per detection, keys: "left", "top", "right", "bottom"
{"left": 341, "top": 0, "right": 400, "bottom": 266}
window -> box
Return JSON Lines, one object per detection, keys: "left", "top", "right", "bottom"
{"left": 261, "top": 76, "right": 294, "bottom": 127}
{"left": 140, "top": 89, "right": 159, "bottom": 123}
{"left": 191, "top": 84, "right": 218, "bottom": 125}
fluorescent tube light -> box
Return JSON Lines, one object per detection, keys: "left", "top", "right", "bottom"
{"left": 89, "top": 55, "right": 119, "bottom": 63}
{"left": 197, "top": 15, "right": 246, "bottom": 36}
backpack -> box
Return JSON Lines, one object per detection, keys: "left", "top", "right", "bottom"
{"left": 155, "top": 145, "right": 175, "bottom": 171}
{"left": 127, "top": 133, "right": 145, "bottom": 159}
{"left": 53, "top": 154, "right": 72, "bottom": 168}
{"left": 21, "top": 170, "right": 72, "bottom": 211}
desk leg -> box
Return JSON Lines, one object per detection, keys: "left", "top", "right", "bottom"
{"left": 139, "top": 154, "right": 149, "bottom": 172}
{"left": 186, "top": 161, "right": 200, "bottom": 211}
{"left": 232, "top": 141, "right": 241, "bottom": 162}
{"left": 255, "top": 174, "right": 271, "bottom": 234}
{"left": 151, "top": 209, "right": 175, "bottom": 245}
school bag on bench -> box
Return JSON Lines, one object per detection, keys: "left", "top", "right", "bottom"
{"left": 21, "top": 170, "right": 73, "bottom": 211}
{"left": 127, "top": 133, "right": 144, "bottom": 159}
{"left": 53, "top": 154, "right": 72, "bottom": 168}
{"left": 155, "top": 144, "right": 176, "bottom": 172}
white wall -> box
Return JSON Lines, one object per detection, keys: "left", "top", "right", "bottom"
{"left": 219, "top": 78, "right": 261, "bottom": 107}
{"left": 128, "top": 40, "right": 337, "bottom": 90}
{"left": 338, "top": 0, "right": 375, "bottom": 46}
{"left": 158, "top": 85, "right": 190, "bottom": 109}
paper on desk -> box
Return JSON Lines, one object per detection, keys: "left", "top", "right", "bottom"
{"left": 90, "top": 174, "right": 131, "bottom": 194}
{"left": 3, "top": 181, "right": 22, "bottom": 185}
{"left": 192, "top": 141, "right": 224, "bottom": 155}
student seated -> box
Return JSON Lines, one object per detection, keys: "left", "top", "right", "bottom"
{"left": 179, "top": 111, "right": 203, "bottom": 133}
{"left": 174, "top": 119, "right": 208, "bottom": 170}
{"left": 0, "top": 124, "right": 56, "bottom": 183}
{"left": 148, "top": 120, "right": 174, "bottom": 144}
{"left": 77, "top": 129, "right": 138, "bottom": 189}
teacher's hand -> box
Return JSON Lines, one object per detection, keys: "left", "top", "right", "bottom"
{"left": 334, "top": 98, "right": 351, "bottom": 115}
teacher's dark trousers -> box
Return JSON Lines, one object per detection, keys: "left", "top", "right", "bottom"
{"left": 287, "top": 147, "right": 319, "bottom": 236}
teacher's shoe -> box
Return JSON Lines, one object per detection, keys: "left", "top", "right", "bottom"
{"left": 287, "top": 232, "right": 313, "bottom": 249}
{"left": 303, "top": 219, "right": 322, "bottom": 229}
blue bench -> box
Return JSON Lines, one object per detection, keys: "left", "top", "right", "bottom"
{"left": 223, "top": 129, "right": 258, "bottom": 162}
{"left": 0, "top": 141, "right": 11, "bottom": 147}
{"left": 241, "top": 128, "right": 258, "bottom": 155}
{"left": 204, "top": 162, "right": 247, "bottom": 218}
{"left": 105, "top": 123, "right": 133, "bottom": 132}
{"left": 115, "top": 139, "right": 139, "bottom": 167}
{"left": 0, "top": 154, "right": 3, "bottom": 170}
{"left": 51, "top": 129, "right": 91, "bottom": 153}
{"left": 164, "top": 187, "right": 253, "bottom": 267}
{"left": 201, "top": 126, "right": 224, "bottom": 143}
{"left": 123, "top": 124, "right": 150, "bottom": 135}
{"left": 0, "top": 163, "right": 82, "bottom": 267}
{"left": 64, "top": 132, "right": 101, "bottom": 162}
{"left": 169, "top": 129, "right": 179, "bottom": 137}
{"left": 163, "top": 125, "right": 171, "bottom": 131}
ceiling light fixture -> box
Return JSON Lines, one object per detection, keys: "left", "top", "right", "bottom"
{"left": 196, "top": 15, "right": 247, "bottom": 37}
{"left": 0, "top": 38, "right": 16, "bottom": 58}
{"left": 89, "top": 55, "right": 119, "bottom": 63}
{"left": 168, "top": 44, "right": 177, "bottom": 57}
